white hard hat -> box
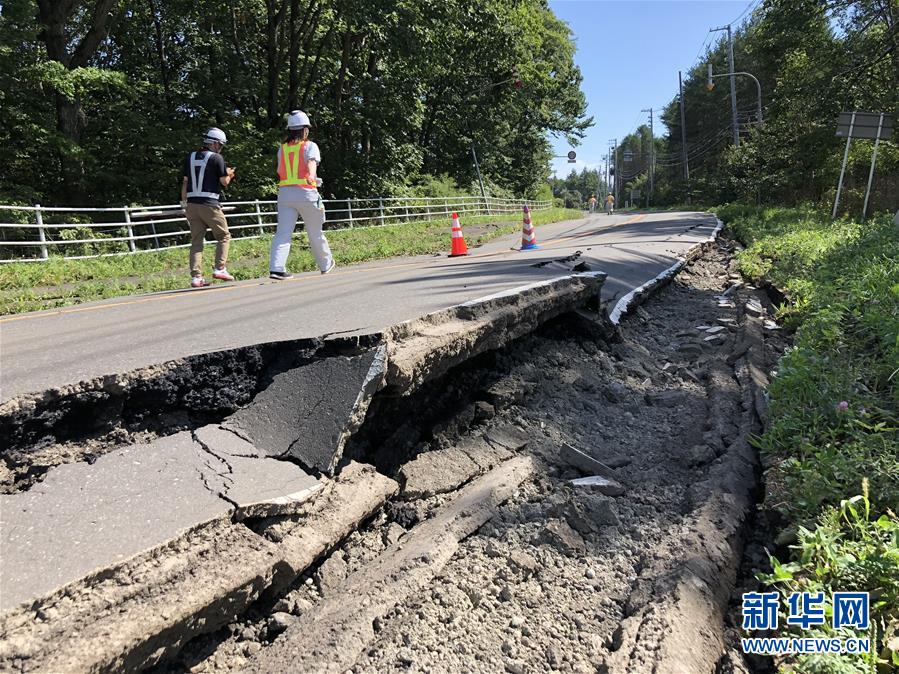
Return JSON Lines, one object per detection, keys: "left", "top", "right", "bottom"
{"left": 204, "top": 127, "right": 227, "bottom": 145}
{"left": 287, "top": 110, "right": 311, "bottom": 129}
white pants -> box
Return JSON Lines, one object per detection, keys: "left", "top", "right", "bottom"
{"left": 270, "top": 190, "right": 333, "bottom": 272}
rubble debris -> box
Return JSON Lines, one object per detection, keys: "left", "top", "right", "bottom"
{"left": 568, "top": 475, "right": 626, "bottom": 496}
{"left": 559, "top": 443, "right": 618, "bottom": 477}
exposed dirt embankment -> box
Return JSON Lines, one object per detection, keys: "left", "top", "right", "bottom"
{"left": 156, "top": 239, "right": 786, "bottom": 674}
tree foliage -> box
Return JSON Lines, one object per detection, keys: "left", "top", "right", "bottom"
{"left": 0, "top": 0, "right": 591, "bottom": 206}
{"left": 617, "top": 0, "right": 898, "bottom": 213}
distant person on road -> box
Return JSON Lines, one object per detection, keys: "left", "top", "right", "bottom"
{"left": 605, "top": 192, "right": 615, "bottom": 215}
{"left": 588, "top": 195, "right": 597, "bottom": 213}
{"left": 181, "top": 127, "right": 235, "bottom": 288}
{"left": 269, "top": 110, "right": 334, "bottom": 280}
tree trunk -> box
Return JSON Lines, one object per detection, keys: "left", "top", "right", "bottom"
{"left": 36, "top": 0, "right": 120, "bottom": 202}
{"left": 363, "top": 47, "right": 377, "bottom": 157}
{"left": 292, "top": 1, "right": 322, "bottom": 109}
{"left": 147, "top": 0, "right": 172, "bottom": 108}
{"left": 266, "top": 0, "right": 288, "bottom": 127}
{"left": 301, "top": 21, "right": 336, "bottom": 109}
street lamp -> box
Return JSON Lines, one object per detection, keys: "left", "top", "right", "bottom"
{"left": 465, "top": 70, "right": 524, "bottom": 211}
{"left": 707, "top": 63, "right": 763, "bottom": 125}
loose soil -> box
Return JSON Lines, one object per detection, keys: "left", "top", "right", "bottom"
{"left": 158, "top": 238, "right": 787, "bottom": 674}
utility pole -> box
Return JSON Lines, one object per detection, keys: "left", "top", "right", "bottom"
{"left": 603, "top": 154, "right": 609, "bottom": 195}
{"left": 609, "top": 138, "right": 619, "bottom": 206}
{"left": 641, "top": 107, "right": 654, "bottom": 204}
{"left": 678, "top": 71, "right": 689, "bottom": 182}
{"left": 464, "top": 119, "right": 489, "bottom": 212}
{"left": 711, "top": 24, "right": 739, "bottom": 146}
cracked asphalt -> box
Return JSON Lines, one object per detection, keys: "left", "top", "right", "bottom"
{"left": 0, "top": 210, "right": 717, "bottom": 399}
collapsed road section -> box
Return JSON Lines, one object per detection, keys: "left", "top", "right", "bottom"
{"left": 1, "top": 235, "right": 786, "bottom": 673}
{"left": 0, "top": 270, "right": 606, "bottom": 672}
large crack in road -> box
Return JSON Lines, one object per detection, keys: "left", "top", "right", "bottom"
{"left": 144, "top": 239, "right": 785, "bottom": 674}
{"left": 0, "top": 235, "right": 787, "bottom": 674}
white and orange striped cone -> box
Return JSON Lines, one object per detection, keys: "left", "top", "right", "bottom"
{"left": 520, "top": 204, "right": 539, "bottom": 250}
{"left": 449, "top": 212, "right": 468, "bottom": 257}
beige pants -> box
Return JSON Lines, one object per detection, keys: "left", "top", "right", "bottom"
{"left": 186, "top": 203, "right": 231, "bottom": 277}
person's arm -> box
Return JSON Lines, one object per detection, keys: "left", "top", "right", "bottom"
{"left": 306, "top": 142, "right": 322, "bottom": 187}
{"left": 216, "top": 154, "right": 234, "bottom": 187}
{"left": 180, "top": 156, "right": 189, "bottom": 208}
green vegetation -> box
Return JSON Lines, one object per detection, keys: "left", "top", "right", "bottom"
{"left": 0, "top": 1, "right": 590, "bottom": 206}
{"left": 588, "top": 0, "right": 898, "bottom": 215}
{"left": 0, "top": 208, "right": 581, "bottom": 315}
{"left": 721, "top": 203, "right": 898, "bottom": 673}
{"left": 760, "top": 484, "right": 899, "bottom": 673}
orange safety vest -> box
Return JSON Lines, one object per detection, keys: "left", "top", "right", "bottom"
{"left": 277, "top": 141, "right": 317, "bottom": 189}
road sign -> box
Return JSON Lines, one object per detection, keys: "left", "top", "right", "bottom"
{"left": 567, "top": 150, "right": 576, "bottom": 163}
{"left": 833, "top": 112, "right": 893, "bottom": 221}
{"left": 836, "top": 112, "right": 893, "bottom": 140}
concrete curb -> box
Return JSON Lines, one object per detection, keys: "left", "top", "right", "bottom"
{"left": 385, "top": 272, "right": 606, "bottom": 394}
{"left": 608, "top": 216, "right": 724, "bottom": 325}
{"left": 601, "top": 248, "right": 770, "bottom": 674}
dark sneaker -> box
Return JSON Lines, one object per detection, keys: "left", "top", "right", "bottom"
{"left": 269, "top": 270, "right": 293, "bottom": 280}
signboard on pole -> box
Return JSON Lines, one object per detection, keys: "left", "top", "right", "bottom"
{"left": 567, "top": 150, "right": 577, "bottom": 163}
{"left": 832, "top": 112, "right": 893, "bottom": 220}
{"left": 836, "top": 112, "right": 893, "bottom": 140}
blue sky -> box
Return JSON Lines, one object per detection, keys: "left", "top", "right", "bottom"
{"left": 547, "top": 0, "right": 758, "bottom": 178}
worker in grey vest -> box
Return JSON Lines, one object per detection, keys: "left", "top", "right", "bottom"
{"left": 180, "top": 127, "right": 236, "bottom": 288}
{"left": 269, "top": 110, "right": 334, "bottom": 279}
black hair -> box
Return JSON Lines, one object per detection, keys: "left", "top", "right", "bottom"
{"left": 285, "top": 128, "right": 309, "bottom": 143}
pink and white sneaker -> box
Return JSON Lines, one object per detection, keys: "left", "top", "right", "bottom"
{"left": 212, "top": 267, "right": 235, "bottom": 281}
{"left": 190, "top": 276, "right": 208, "bottom": 288}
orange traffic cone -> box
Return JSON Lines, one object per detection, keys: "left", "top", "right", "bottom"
{"left": 520, "top": 204, "right": 539, "bottom": 250}
{"left": 449, "top": 212, "right": 468, "bottom": 257}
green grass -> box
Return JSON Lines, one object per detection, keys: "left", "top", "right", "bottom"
{"left": 720, "top": 203, "right": 899, "bottom": 673}
{"left": 0, "top": 208, "right": 581, "bottom": 315}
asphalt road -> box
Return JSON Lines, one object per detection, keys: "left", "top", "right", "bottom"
{"left": 0, "top": 210, "right": 718, "bottom": 400}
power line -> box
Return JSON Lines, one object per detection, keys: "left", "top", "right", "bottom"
{"left": 728, "top": 0, "right": 763, "bottom": 27}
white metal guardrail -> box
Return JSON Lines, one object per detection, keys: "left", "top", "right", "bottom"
{"left": 0, "top": 196, "right": 551, "bottom": 262}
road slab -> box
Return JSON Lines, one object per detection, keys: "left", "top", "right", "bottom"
{"left": 0, "top": 211, "right": 718, "bottom": 400}
{"left": 0, "top": 429, "right": 320, "bottom": 610}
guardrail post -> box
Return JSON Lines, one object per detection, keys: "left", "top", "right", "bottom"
{"left": 150, "top": 220, "right": 160, "bottom": 250}
{"left": 405, "top": 201, "right": 411, "bottom": 222}
{"left": 379, "top": 198, "right": 385, "bottom": 226}
{"left": 347, "top": 198, "right": 353, "bottom": 227}
{"left": 35, "top": 204, "right": 48, "bottom": 260}
{"left": 123, "top": 206, "right": 136, "bottom": 252}
{"left": 444, "top": 198, "right": 449, "bottom": 217}
{"left": 254, "top": 199, "right": 265, "bottom": 236}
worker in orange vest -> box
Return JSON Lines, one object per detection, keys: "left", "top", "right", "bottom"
{"left": 268, "top": 110, "right": 335, "bottom": 279}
